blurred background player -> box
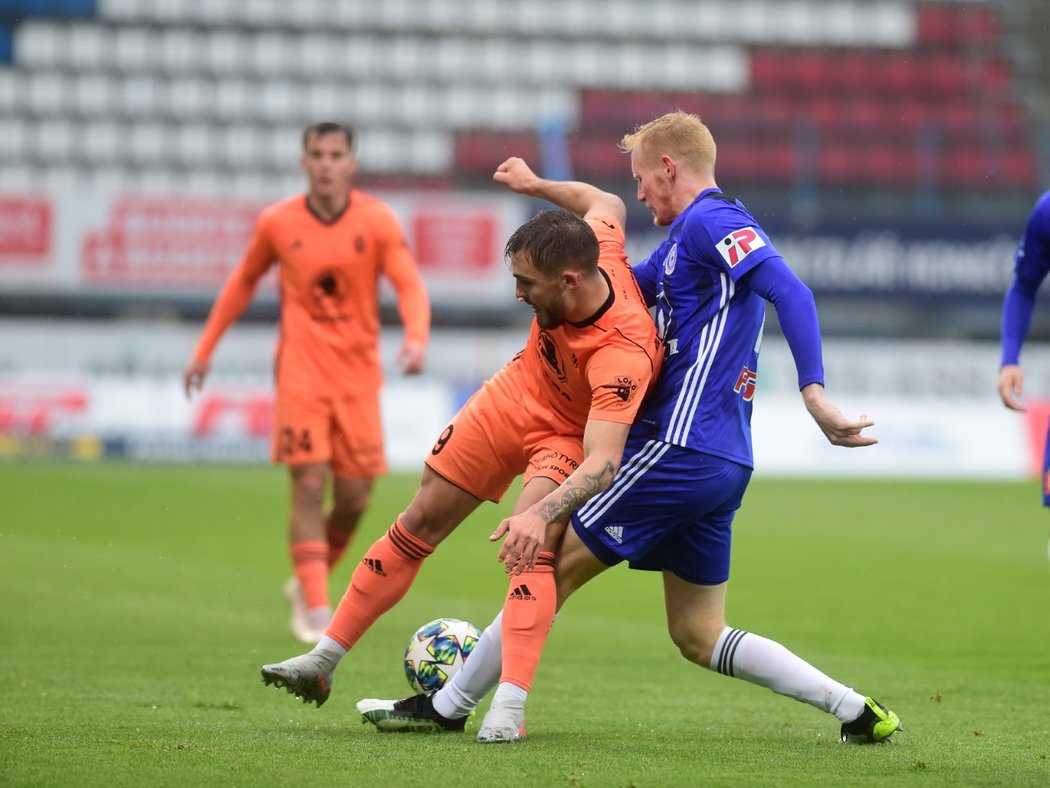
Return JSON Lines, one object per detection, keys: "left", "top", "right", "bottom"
{"left": 183, "top": 121, "right": 430, "bottom": 643}
{"left": 358, "top": 112, "right": 900, "bottom": 745}
{"left": 259, "top": 163, "right": 661, "bottom": 709}
{"left": 998, "top": 190, "right": 1050, "bottom": 553}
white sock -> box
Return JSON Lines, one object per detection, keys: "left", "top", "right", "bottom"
{"left": 312, "top": 635, "right": 348, "bottom": 662}
{"left": 709, "top": 627, "right": 866, "bottom": 723}
{"left": 433, "top": 611, "right": 504, "bottom": 720}
{"left": 493, "top": 681, "right": 528, "bottom": 704}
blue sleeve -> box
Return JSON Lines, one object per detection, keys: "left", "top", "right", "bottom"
{"left": 741, "top": 255, "right": 825, "bottom": 389}
{"left": 631, "top": 254, "right": 659, "bottom": 307}
{"left": 1001, "top": 277, "right": 1039, "bottom": 366}
{"left": 1001, "top": 195, "right": 1050, "bottom": 366}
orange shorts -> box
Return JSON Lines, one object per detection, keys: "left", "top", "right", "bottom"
{"left": 425, "top": 366, "right": 583, "bottom": 503}
{"left": 272, "top": 386, "right": 386, "bottom": 478}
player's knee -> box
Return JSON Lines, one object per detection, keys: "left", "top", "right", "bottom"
{"left": 291, "top": 466, "right": 326, "bottom": 504}
{"left": 668, "top": 624, "right": 720, "bottom": 668}
{"left": 332, "top": 491, "right": 370, "bottom": 522}
{"left": 399, "top": 498, "right": 456, "bottom": 545}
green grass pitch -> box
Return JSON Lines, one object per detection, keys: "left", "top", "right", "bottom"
{"left": 2, "top": 463, "right": 1049, "bottom": 786}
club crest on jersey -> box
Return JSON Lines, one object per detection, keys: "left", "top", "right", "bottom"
{"left": 717, "top": 227, "right": 766, "bottom": 268}
{"left": 663, "top": 243, "right": 678, "bottom": 275}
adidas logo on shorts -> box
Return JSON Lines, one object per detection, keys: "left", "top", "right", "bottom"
{"left": 604, "top": 525, "right": 624, "bottom": 544}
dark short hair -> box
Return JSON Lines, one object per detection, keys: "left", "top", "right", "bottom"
{"left": 504, "top": 209, "right": 599, "bottom": 277}
{"left": 302, "top": 121, "right": 354, "bottom": 151}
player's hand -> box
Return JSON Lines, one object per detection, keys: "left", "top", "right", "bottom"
{"left": 999, "top": 364, "right": 1025, "bottom": 411}
{"left": 801, "top": 383, "right": 877, "bottom": 447}
{"left": 490, "top": 510, "right": 545, "bottom": 575}
{"left": 493, "top": 157, "right": 540, "bottom": 196}
{"left": 183, "top": 359, "right": 210, "bottom": 399}
{"left": 397, "top": 340, "right": 426, "bottom": 375}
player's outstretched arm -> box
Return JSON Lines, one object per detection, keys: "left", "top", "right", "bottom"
{"left": 801, "top": 383, "right": 877, "bottom": 447}
{"left": 184, "top": 220, "right": 275, "bottom": 399}
{"left": 490, "top": 418, "right": 630, "bottom": 575}
{"left": 493, "top": 157, "right": 626, "bottom": 226}
{"left": 998, "top": 364, "right": 1025, "bottom": 411}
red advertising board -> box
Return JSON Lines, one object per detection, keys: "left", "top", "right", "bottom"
{"left": 82, "top": 197, "right": 267, "bottom": 287}
{"left": 0, "top": 197, "right": 51, "bottom": 262}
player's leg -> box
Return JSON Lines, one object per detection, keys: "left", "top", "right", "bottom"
{"left": 273, "top": 388, "right": 337, "bottom": 643}
{"left": 326, "top": 475, "right": 373, "bottom": 570}
{"left": 663, "top": 575, "right": 900, "bottom": 743}
{"left": 285, "top": 461, "right": 332, "bottom": 642}
{"left": 260, "top": 467, "right": 483, "bottom": 706}
{"left": 1042, "top": 420, "right": 1050, "bottom": 560}
{"left": 477, "top": 518, "right": 613, "bottom": 743}
{"left": 358, "top": 514, "right": 611, "bottom": 732}
{"left": 262, "top": 377, "right": 528, "bottom": 707}
{"left": 326, "top": 391, "right": 385, "bottom": 570}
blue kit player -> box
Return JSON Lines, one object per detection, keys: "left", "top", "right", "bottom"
{"left": 357, "top": 112, "right": 902, "bottom": 745}
{"left": 999, "top": 191, "right": 1050, "bottom": 514}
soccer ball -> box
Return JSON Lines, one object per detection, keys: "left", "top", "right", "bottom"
{"left": 404, "top": 617, "right": 481, "bottom": 693}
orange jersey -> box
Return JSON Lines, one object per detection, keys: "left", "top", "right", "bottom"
{"left": 516, "top": 215, "right": 662, "bottom": 435}
{"left": 193, "top": 191, "right": 430, "bottom": 396}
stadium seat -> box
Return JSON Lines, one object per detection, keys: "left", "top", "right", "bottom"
{"left": 0, "top": 0, "right": 1035, "bottom": 195}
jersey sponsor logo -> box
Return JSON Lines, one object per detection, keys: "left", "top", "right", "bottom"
{"left": 537, "top": 331, "right": 568, "bottom": 383}
{"left": 604, "top": 525, "right": 624, "bottom": 543}
{"left": 717, "top": 227, "right": 766, "bottom": 268}
{"left": 734, "top": 366, "right": 758, "bottom": 401}
{"left": 600, "top": 376, "right": 638, "bottom": 404}
{"left": 354, "top": 235, "right": 366, "bottom": 253}
{"left": 663, "top": 242, "right": 678, "bottom": 275}
{"left": 309, "top": 267, "right": 351, "bottom": 322}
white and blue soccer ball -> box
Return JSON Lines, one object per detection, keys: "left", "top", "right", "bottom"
{"left": 404, "top": 617, "right": 481, "bottom": 693}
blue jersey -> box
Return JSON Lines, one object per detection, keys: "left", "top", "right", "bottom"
{"left": 631, "top": 189, "right": 781, "bottom": 468}
{"left": 1001, "top": 191, "right": 1050, "bottom": 366}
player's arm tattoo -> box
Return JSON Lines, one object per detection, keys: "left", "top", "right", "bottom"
{"left": 534, "top": 459, "right": 617, "bottom": 525}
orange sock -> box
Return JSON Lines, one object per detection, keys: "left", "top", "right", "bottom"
{"left": 325, "top": 517, "right": 434, "bottom": 650}
{"left": 499, "top": 551, "right": 557, "bottom": 691}
{"left": 325, "top": 515, "right": 354, "bottom": 569}
{"left": 291, "top": 540, "right": 330, "bottom": 610}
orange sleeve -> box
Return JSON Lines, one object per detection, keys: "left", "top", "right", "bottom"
{"left": 586, "top": 215, "right": 626, "bottom": 248}
{"left": 379, "top": 207, "right": 430, "bottom": 346}
{"left": 584, "top": 343, "right": 658, "bottom": 425}
{"left": 192, "top": 215, "right": 276, "bottom": 364}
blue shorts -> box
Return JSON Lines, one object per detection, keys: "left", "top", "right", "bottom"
{"left": 571, "top": 437, "right": 752, "bottom": 585}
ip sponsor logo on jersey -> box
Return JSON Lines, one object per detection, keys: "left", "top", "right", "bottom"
{"left": 717, "top": 227, "right": 766, "bottom": 268}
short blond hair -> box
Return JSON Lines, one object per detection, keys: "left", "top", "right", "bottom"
{"left": 619, "top": 111, "right": 716, "bottom": 176}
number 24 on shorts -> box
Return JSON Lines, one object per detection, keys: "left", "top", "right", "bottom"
{"left": 279, "top": 427, "right": 313, "bottom": 457}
